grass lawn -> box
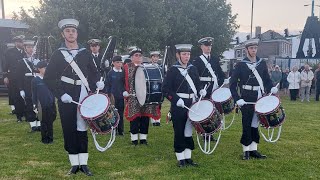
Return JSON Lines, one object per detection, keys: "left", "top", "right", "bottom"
{"left": 0, "top": 96, "right": 319, "bottom": 180}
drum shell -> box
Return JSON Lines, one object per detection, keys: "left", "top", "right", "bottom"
{"left": 211, "top": 88, "right": 235, "bottom": 115}
{"left": 188, "top": 100, "right": 222, "bottom": 135}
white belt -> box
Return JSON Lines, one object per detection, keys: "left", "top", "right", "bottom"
{"left": 200, "top": 77, "right": 214, "bottom": 82}
{"left": 177, "top": 93, "right": 195, "bottom": 99}
{"left": 242, "top": 85, "right": 260, "bottom": 91}
{"left": 25, "top": 73, "right": 34, "bottom": 77}
{"left": 61, "top": 76, "right": 82, "bottom": 85}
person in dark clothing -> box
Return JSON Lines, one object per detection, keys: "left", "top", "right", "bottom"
{"left": 3, "top": 35, "right": 26, "bottom": 120}
{"left": 192, "top": 37, "right": 227, "bottom": 99}
{"left": 16, "top": 40, "right": 41, "bottom": 131}
{"left": 32, "top": 61, "right": 56, "bottom": 144}
{"left": 106, "top": 56, "right": 125, "bottom": 135}
{"left": 230, "top": 39, "right": 277, "bottom": 160}
{"left": 44, "top": 18, "right": 103, "bottom": 176}
{"left": 88, "top": 39, "right": 104, "bottom": 76}
{"left": 162, "top": 44, "right": 206, "bottom": 167}
{"left": 315, "top": 64, "right": 320, "bottom": 101}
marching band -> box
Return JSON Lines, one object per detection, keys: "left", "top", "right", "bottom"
{"left": 2, "top": 18, "right": 285, "bottom": 176}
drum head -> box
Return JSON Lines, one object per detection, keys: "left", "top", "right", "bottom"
{"left": 255, "top": 96, "right": 280, "bottom": 114}
{"left": 188, "top": 100, "right": 214, "bottom": 122}
{"left": 80, "top": 94, "right": 109, "bottom": 119}
{"left": 135, "top": 66, "right": 147, "bottom": 105}
{"left": 211, "top": 88, "right": 232, "bottom": 103}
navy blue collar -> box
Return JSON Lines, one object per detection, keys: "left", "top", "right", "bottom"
{"left": 172, "top": 61, "right": 193, "bottom": 69}
{"left": 58, "top": 42, "right": 85, "bottom": 52}
{"left": 241, "top": 57, "right": 262, "bottom": 65}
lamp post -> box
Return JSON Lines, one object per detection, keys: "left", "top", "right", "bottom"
{"left": 250, "top": 0, "right": 254, "bottom": 38}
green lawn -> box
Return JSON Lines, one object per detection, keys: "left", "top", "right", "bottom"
{"left": 0, "top": 96, "right": 319, "bottom": 180}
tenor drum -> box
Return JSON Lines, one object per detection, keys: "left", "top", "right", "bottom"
{"left": 188, "top": 100, "right": 222, "bottom": 135}
{"left": 135, "top": 64, "right": 164, "bottom": 105}
{"left": 211, "top": 87, "right": 235, "bottom": 114}
{"left": 255, "top": 95, "right": 286, "bottom": 128}
{"left": 79, "top": 93, "right": 119, "bottom": 134}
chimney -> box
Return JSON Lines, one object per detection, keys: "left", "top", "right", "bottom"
{"left": 255, "top": 26, "right": 261, "bottom": 38}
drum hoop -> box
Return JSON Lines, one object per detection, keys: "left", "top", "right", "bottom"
{"left": 254, "top": 95, "right": 281, "bottom": 115}
{"left": 78, "top": 93, "right": 110, "bottom": 120}
{"left": 187, "top": 99, "right": 216, "bottom": 122}
{"left": 211, "top": 88, "right": 232, "bottom": 103}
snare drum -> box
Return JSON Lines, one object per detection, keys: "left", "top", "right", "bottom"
{"left": 188, "top": 100, "right": 222, "bottom": 135}
{"left": 135, "top": 64, "right": 164, "bottom": 105}
{"left": 255, "top": 95, "right": 286, "bottom": 128}
{"left": 211, "top": 87, "right": 235, "bottom": 114}
{"left": 79, "top": 93, "right": 119, "bottom": 135}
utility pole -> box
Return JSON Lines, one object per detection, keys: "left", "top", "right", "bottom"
{"left": 0, "top": 0, "right": 5, "bottom": 19}
{"left": 250, "top": 0, "right": 254, "bottom": 38}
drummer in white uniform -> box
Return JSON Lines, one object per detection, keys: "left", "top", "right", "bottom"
{"left": 229, "top": 39, "right": 278, "bottom": 160}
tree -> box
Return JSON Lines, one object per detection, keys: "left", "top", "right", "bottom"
{"left": 15, "top": 0, "right": 238, "bottom": 56}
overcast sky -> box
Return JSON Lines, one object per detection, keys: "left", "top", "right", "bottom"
{"left": 1, "top": 0, "right": 317, "bottom": 33}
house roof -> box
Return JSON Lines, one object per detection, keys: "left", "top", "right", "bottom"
{"left": 0, "top": 19, "right": 29, "bottom": 29}
{"left": 260, "top": 30, "right": 286, "bottom": 41}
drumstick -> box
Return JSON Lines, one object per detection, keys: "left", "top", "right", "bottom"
{"left": 268, "top": 83, "right": 280, "bottom": 97}
{"left": 96, "top": 77, "right": 104, "bottom": 94}
{"left": 183, "top": 105, "right": 201, "bottom": 116}
{"left": 217, "top": 77, "right": 231, "bottom": 90}
{"left": 196, "top": 83, "right": 209, "bottom": 109}
{"left": 71, "top": 100, "right": 94, "bottom": 110}
{"left": 245, "top": 102, "right": 256, "bottom": 105}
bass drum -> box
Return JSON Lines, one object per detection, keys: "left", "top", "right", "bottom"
{"left": 135, "top": 64, "right": 164, "bottom": 105}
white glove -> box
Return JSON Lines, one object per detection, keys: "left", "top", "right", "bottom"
{"left": 271, "top": 87, "right": 278, "bottom": 94}
{"left": 176, "top": 98, "right": 185, "bottom": 108}
{"left": 20, "top": 90, "right": 25, "bottom": 98}
{"left": 224, "top": 78, "right": 230, "bottom": 85}
{"left": 96, "top": 81, "right": 105, "bottom": 90}
{"left": 105, "top": 60, "right": 110, "bottom": 68}
{"left": 61, "top": 93, "right": 73, "bottom": 103}
{"left": 236, "top": 99, "right": 246, "bottom": 107}
{"left": 199, "top": 89, "right": 207, "bottom": 97}
{"left": 123, "top": 91, "right": 129, "bottom": 97}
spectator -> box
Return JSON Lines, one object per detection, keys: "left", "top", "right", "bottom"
{"left": 315, "top": 64, "right": 320, "bottom": 101}
{"left": 287, "top": 66, "right": 301, "bottom": 101}
{"left": 282, "top": 68, "right": 289, "bottom": 95}
{"left": 300, "top": 64, "right": 314, "bottom": 102}
{"left": 271, "top": 65, "right": 282, "bottom": 86}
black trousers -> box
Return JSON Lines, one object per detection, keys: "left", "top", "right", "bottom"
{"left": 41, "top": 104, "right": 57, "bottom": 142}
{"left": 290, "top": 89, "right": 299, "bottom": 101}
{"left": 130, "top": 116, "right": 149, "bottom": 135}
{"left": 58, "top": 101, "right": 88, "bottom": 154}
{"left": 171, "top": 98, "right": 195, "bottom": 153}
{"left": 316, "top": 87, "right": 320, "bottom": 101}
{"left": 240, "top": 104, "right": 259, "bottom": 146}
{"left": 114, "top": 98, "right": 124, "bottom": 134}
{"left": 24, "top": 94, "right": 37, "bottom": 122}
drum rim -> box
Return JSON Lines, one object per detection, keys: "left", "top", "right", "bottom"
{"left": 255, "top": 95, "right": 281, "bottom": 115}
{"left": 78, "top": 93, "right": 110, "bottom": 120}
{"left": 188, "top": 99, "right": 217, "bottom": 122}
{"left": 211, "top": 87, "right": 232, "bottom": 103}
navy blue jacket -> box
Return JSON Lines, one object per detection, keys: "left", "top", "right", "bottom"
{"left": 106, "top": 68, "right": 125, "bottom": 99}
{"left": 32, "top": 76, "right": 55, "bottom": 107}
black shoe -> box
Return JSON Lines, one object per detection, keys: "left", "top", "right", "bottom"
{"left": 118, "top": 132, "right": 124, "bottom": 136}
{"left": 79, "top": 165, "right": 93, "bottom": 176}
{"left": 140, "top": 139, "right": 148, "bottom": 145}
{"left": 132, "top": 140, "right": 138, "bottom": 146}
{"left": 67, "top": 166, "right": 79, "bottom": 175}
{"left": 155, "top": 122, "right": 161, "bottom": 126}
{"left": 185, "top": 159, "right": 198, "bottom": 166}
{"left": 17, "top": 118, "right": 22, "bottom": 123}
{"left": 177, "top": 160, "right": 186, "bottom": 168}
{"left": 36, "top": 126, "right": 41, "bottom": 131}
{"left": 242, "top": 151, "right": 250, "bottom": 160}
{"left": 11, "top": 110, "right": 16, "bottom": 115}
{"left": 30, "top": 127, "right": 37, "bottom": 133}
{"left": 152, "top": 123, "right": 157, "bottom": 126}
{"left": 250, "top": 150, "right": 267, "bottom": 159}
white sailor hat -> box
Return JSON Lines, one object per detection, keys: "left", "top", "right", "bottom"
{"left": 150, "top": 51, "right": 161, "bottom": 56}
{"left": 129, "top": 47, "right": 143, "bottom": 57}
{"left": 87, "top": 39, "right": 101, "bottom": 45}
{"left": 58, "top": 18, "right": 79, "bottom": 30}
{"left": 12, "top": 35, "right": 25, "bottom": 42}
{"left": 175, "top": 44, "right": 193, "bottom": 52}
{"left": 244, "top": 38, "right": 259, "bottom": 48}
{"left": 6, "top": 43, "right": 15, "bottom": 48}
{"left": 198, "top": 37, "right": 214, "bottom": 45}
{"left": 23, "top": 40, "right": 35, "bottom": 46}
